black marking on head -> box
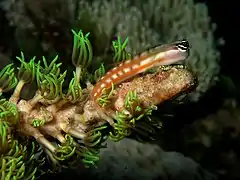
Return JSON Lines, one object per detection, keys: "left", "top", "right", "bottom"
{"left": 176, "top": 40, "right": 190, "bottom": 52}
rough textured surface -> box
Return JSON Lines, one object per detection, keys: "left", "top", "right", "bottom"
{"left": 113, "top": 65, "right": 196, "bottom": 111}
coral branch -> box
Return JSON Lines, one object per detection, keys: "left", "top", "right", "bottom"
{"left": 9, "top": 79, "right": 25, "bottom": 104}
{"left": 113, "top": 65, "right": 196, "bottom": 112}
{"left": 36, "top": 136, "right": 56, "bottom": 153}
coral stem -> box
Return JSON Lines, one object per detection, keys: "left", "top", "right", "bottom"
{"left": 67, "top": 128, "right": 86, "bottom": 139}
{"left": 29, "top": 93, "right": 43, "bottom": 107}
{"left": 76, "top": 66, "right": 81, "bottom": 83}
{"left": 55, "top": 99, "right": 68, "bottom": 109}
{"left": 36, "top": 136, "right": 56, "bottom": 153}
{"left": 9, "top": 80, "right": 25, "bottom": 104}
{"left": 56, "top": 133, "right": 66, "bottom": 143}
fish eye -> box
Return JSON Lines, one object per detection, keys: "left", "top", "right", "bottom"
{"left": 176, "top": 40, "right": 190, "bottom": 52}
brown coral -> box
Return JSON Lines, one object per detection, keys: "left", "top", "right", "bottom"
{"left": 113, "top": 65, "right": 196, "bottom": 112}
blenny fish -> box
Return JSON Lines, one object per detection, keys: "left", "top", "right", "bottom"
{"left": 91, "top": 40, "right": 190, "bottom": 107}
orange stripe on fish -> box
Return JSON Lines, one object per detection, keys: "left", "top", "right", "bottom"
{"left": 91, "top": 39, "right": 190, "bottom": 107}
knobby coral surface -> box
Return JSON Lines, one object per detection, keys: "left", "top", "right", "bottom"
{"left": 0, "top": 29, "right": 197, "bottom": 179}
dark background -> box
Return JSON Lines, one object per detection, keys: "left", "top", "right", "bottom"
{"left": 204, "top": 0, "right": 237, "bottom": 92}
{"left": 178, "top": 0, "right": 239, "bottom": 119}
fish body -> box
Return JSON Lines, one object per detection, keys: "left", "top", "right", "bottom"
{"left": 91, "top": 40, "right": 190, "bottom": 106}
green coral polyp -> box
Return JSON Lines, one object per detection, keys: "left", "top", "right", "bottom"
{"left": 31, "top": 119, "right": 45, "bottom": 127}
{"left": 64, "top": 71, "right": 82, "bottom": 103}
{"left": 97, "top": 83, "right": 115, "bottom": 107}
{"left": 17, "top": 52, "right": 36, "bottom": 84}
{"left": 112, "top": 36, "right": 132, "bottom": 63}
{"left": 0, "top": 64, "right": 18, "bottom": 94}
{"left": 109, "top": 90, "right": 157, "bottom": 142}
{"left": 36, "top": 56, "right": 66, "bottom": 101}
{"left": 93, "top": 63, "right": 105, "bottom": 82}
{"left": 71, "top": 29, "right": 93, "bottom": 83}
{"left": 0, "top": 140, "right": 40, "bottom": 180}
